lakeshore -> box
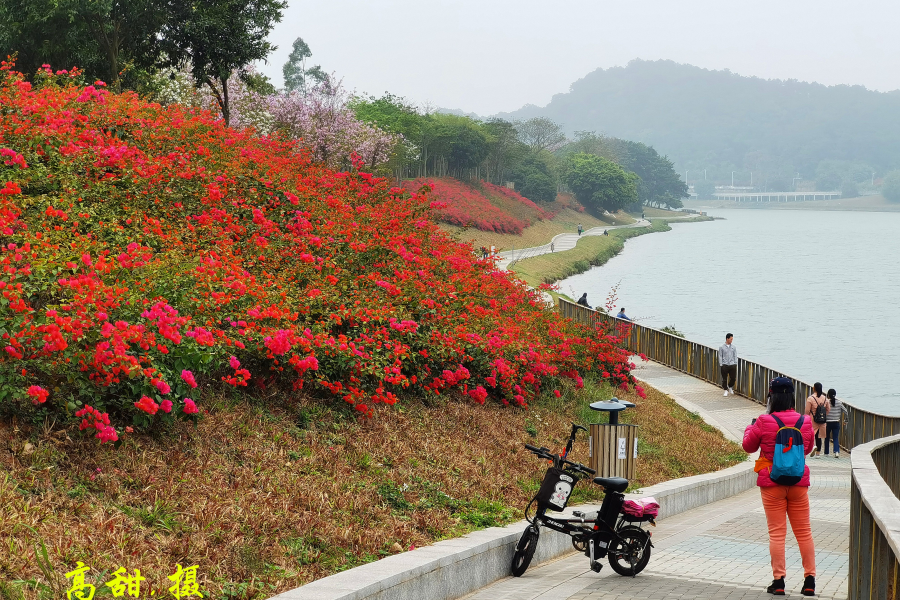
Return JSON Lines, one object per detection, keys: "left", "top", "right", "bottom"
{"left": 561, "top": 208, "right": 900, "bottom": 417}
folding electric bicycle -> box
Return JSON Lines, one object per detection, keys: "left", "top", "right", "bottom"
{"left": 511, "top": 424, "right": 655, "bottom": 577}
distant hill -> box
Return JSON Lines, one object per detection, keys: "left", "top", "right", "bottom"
{"left": 496, "top": 60, "right": 900, "bottom": 187}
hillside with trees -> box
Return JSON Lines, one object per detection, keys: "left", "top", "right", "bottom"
{"left": 499, "top": 59, "right": 900, "bottom": 193}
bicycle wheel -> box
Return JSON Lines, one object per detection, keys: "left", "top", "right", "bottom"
{"left": 511, "top": 525, "right": 540, "bottom": 577}
{"left": 607, "top": 527, "right": 651, "bottom": 576}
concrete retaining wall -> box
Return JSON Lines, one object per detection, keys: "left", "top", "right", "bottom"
{"left": 270, "top": 459, "right": 756, "bottom": 600}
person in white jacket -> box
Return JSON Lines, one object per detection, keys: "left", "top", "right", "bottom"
{"left": 718, "top": 333, "right": 737, "bottom": 396}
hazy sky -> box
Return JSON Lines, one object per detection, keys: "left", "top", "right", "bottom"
{"left": 258, "top": 0, "right": 900, "bottom": 116}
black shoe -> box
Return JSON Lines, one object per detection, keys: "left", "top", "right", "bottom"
{"left": 767, "top": 578, "right": 786, "bottom": 595}
{"left": 801, "top": 575, "right": 815, "bottom": 596}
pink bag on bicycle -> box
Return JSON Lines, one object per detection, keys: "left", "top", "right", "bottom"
{"left": 622, "top": 497, "right": 659, "bottom": 518}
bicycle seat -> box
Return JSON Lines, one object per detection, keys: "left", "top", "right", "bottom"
{"left": 593, "top": 476, "right": 628, "bottom": 492}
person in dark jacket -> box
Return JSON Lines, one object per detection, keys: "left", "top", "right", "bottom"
{"left": 576, "top": 293, "right": 591, "bottom": 309}
{"left": 743, "top": 376, "right": 816, "bottom": 596}
{"left": 824, "top": 388, "right": 846, "bottom": 457}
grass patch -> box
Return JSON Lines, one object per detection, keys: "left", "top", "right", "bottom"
{"left": 511, "top": 220, "right": 670, "bottom": 286}
{"left": 511, "top": 216, "right": 713, "bottom": 287}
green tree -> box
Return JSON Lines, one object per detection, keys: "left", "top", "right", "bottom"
{"left": 816, "top": 170, "right": 842, "bottom": 191}
{"left": 282, "top": 36, "right": 327, "bottom": 92}
{"left": 510, "top": 155, "right": 556, "bottom": 203}
{"left": 882, "top": 170, "right": 900, "bottom": 202}
{"left": 565, "top": 153, "right": 638, "bottom": 214}
{"left": 483, "top": 118, "right": 526, "bottom": 184}
{"left": 445, "top": 116, "right": 489, "bottom": 174}
{"left": 160, "top": 0, "right": 286, "bottom": 125}
{"left": 350, "top": 93, "right": 422, "bottom": 179}
{"left": 520, "top": 171, "right": 557, "bottom": 203}
{"left": 516, "top": 117, "right": 567, "bottom": 153}
{"left": 693, "top": 179, "right": 716, "bottom": 199}
{"left": 0, "top": 0, "right": 168, "bottom": 89}
{"left": 840, "top": 180, "right": 859, "bottom": 199}
{"left": 283, "top": 37, "right": 311, "bottom": 92}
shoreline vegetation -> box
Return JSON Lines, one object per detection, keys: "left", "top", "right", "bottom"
{"left": 512, "top": 216, "right": 713, "bottom": 287}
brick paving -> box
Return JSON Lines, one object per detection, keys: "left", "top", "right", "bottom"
{"left": 463, "top": 359, "right": 850, "bottom": 600}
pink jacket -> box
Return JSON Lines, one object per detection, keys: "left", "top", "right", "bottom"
{"left": 742, "top": 410, "right": 814, "bottom": 487}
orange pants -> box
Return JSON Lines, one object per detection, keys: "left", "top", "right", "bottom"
{"left": 761, "top": 486, "right": 816, "bottom": 578}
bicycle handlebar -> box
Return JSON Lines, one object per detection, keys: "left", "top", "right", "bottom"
{"left": 523, "top": 444, "right": 596, "bottom": 475}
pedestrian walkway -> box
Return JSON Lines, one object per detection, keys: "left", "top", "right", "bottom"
{"left": 463, "top": 358, "right": 850, "bottom": 600}
{"left": 496, "top": 219, "right": 650, "bottom": 270}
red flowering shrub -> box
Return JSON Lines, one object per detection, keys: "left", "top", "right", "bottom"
{"left": 403, "top": 178, "right": 554, "bottom": 234}
{"left": 0, "top": 62, "right": 638, "bottom": 444}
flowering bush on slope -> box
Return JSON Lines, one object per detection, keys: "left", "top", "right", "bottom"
{"left": 0, "top": 63, "right": 640, "bottom": 445}
{"left": 403, "top": 178, "right": 553, "bottom": 234}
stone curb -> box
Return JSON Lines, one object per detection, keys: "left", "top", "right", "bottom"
{"left": 269, "top": 459, "right": 755, "bottom": 600}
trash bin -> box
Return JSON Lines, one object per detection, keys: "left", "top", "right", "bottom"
{"left": 587, "top": 399, "right": 638, "bottom": 479}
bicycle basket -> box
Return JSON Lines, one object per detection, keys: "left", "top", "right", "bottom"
{"left": 535, "top": 467, "right": 577, "bottom": 511}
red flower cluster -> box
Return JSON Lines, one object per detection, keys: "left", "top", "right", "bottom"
{"left": 75, "top": 405, "right": 118, "bottom": 443}
{"left": 26, "top": 384, "right": 48, "bottom": 404}
{"left": 403, "top": 178, "right": 551, "bottom": 234}
{"left": 0, "top": 61, "right": 638, "bottom": 442}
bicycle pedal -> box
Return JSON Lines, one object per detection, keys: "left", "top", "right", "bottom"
{"left": 590, "top": 560, "right": 603, "bottom": 573}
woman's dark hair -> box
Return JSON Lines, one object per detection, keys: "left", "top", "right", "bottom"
{"left": 770, "top": 391, "right": 795, "bottom": 412}
{"left": 813, "top": 382, "right": 823, "bottom": 397}
{"left": 828, "top": 388, "right": 837, "bottom": 406}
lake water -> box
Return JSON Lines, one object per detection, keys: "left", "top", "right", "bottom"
{"left": 560, "top": 208, "right": 900, "bottom": 416}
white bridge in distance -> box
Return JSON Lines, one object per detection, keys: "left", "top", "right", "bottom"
{"left": 713, "top": 190, "right": 841, "bottom": 202}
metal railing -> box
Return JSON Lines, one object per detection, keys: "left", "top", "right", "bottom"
{"left": 557, "top": 298, "right": 900, "bottom": 599}
{"left": 850, "top": 434, "right": 900, "bottom": 599}
{"left": 558, "top": 298, "right": 900, "bottom": 451}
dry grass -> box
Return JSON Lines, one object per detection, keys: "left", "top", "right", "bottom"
{"left": 0, "top": 376, "right": 743, "bottom": 600}
{"left": 442, "top": 209, "right": 635, "bottom": 252}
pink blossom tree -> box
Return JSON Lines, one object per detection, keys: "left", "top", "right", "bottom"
{"left": 197, "top": 70, "right": 399, "bottom": 171}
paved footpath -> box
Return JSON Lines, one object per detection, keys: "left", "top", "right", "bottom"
{"left": 495, "top": 219, "right": 651, "bottom": 270}
{"left": 463, "top": 359, "right": 850, "bottom": 600}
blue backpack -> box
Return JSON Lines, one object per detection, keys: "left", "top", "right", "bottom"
{"left": 769, "top": 414, "right": 806, "bottom": 485}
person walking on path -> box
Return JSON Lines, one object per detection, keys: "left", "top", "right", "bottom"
{"left": 576, "top": 293, "right": 591, "bottom": 309}
{"left": 718, "top": 333, "right": 737, "bottom": 396}
{"left": 743, "top": 376, "right": 816, "bottom": 596}
{"left": 577, "top": 223, "right": 583, "bottom": 236}
{"left": 806, "top": 382, "right": 828, "bottom": 458}
{"left": 616, "top": 307, "right": 630, "bottom": 320}
{"left": 824, "top": 388, "right": 845, "bottom": 458}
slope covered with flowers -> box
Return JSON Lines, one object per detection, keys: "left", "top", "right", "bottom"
{"left": 403, "top": 177, "right": 554, "bottom": 234}
{"left": 0, "top": 64, "right": 639, "bottom": 444}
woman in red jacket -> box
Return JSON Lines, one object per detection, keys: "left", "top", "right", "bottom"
{"left": 743, "top": 377, "right": 816, "bottom": 596}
